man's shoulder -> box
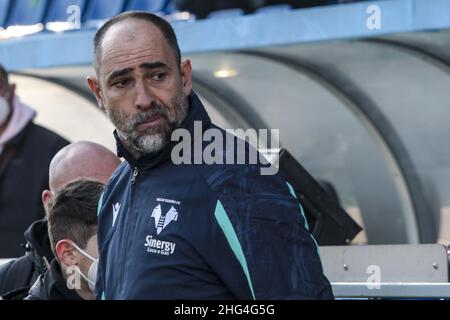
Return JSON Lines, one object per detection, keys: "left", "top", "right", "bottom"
{"left": 0, "top": 255, "right": 36, "bottom": 297}
{"left": 4, "top": 124, "right": 68, "bottom": 176}
{"left": 198, "top": 126, "right": 281, "bottom": 191}
{"left": 17, "top": 123, "right": 69, "bottom": 159}
{"left": 27, "top": 123, "right": 69, "bottom": 145}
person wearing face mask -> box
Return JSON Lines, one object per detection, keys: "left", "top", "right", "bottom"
{"left": 0, "top": 141, "right": 121, "bottom": 300}
{"left": 25, "top": 179, "right": 104, "bottom": 300}
{"left": 0, "top": 65, "right": 69, "bottom": 259}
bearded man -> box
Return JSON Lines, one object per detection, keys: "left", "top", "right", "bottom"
{"left": 87, "top": 11, "right": 333, "bottom": 300}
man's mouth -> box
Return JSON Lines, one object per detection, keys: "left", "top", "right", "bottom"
{"left": 136, "top": 115, "right": 165, "bottom": 130}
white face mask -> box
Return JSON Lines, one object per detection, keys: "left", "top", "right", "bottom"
{"left": 0, "top": 94, "right": 10, "bottom": 126}
{"left": 71, "top": 242, "right": 98, "bottom": 293}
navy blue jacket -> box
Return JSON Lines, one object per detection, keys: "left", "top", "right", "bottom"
{"left": 0, "top": 122, "right": 69, "bottom": 258}
{"left": 96, "top": 92, "right": 333, "bottom": 300}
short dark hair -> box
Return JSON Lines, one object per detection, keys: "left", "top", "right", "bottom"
{"left": 47, "top": 179, "right": 104, "bottom": 256}
{"left": 0, "top": 65, "right": 9, "bottom": 85}
{"left": 93, "top": 11, "right": 181, "bottom": 75}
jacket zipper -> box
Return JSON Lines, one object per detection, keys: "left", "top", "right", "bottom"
{"left": 131, "top": 167, "right": 139, "bottom": 184}
{"left": 118, "top": 166, "right": 139, "bottom": 296}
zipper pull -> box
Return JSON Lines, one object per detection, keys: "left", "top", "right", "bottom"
{"left": 131, "top": 167, "right": 139, "bottom": 184}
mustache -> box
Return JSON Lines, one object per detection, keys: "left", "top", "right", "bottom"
{"left": 132, "top": 103, "right": 170, "bottom": 127}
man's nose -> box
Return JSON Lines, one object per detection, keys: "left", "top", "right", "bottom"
{"left": 134, "top": 81, "right": 153, "bottom": 110}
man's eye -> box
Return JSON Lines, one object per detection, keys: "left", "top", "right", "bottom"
{"left": 113, "top": 79, "right": 130, "bottom": 88}
{"left": 152, "top": 73, "right": 166, "bottom": 81}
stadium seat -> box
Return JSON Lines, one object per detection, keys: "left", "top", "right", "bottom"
{"left": 125, "top": 0, "right": 168, "bottom": 14}
{"left": 0, "top": 0, "right": 11, "bottom": 28}
{"left": 82, "top": 0, "right": 126, "bottom": 29}
{"left": 164, "top": 0, "right": 178, "bottom": 14}
{"left": 5, "top": 0, "right": 48, "bottom": 27}
{"left": 207, "top": 8, "right": 244, "bottom": 19}
{"left": 126, "top": 0, "right": 194, "bottom": 23}
{"left": 44, "top": 0, "right": 87, "bottom": 32}
{"left": 0, "top": 0, "right": 48, "bottom": 38}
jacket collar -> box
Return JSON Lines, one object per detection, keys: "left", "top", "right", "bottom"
{"left": 23, "top": 218, "right": 54, "bottom": 274}
{"left": 114, "top": 91, "right": 211, "bottom": 169}
{"left": 43, "top": 259, "right": 83, "bottom": 300}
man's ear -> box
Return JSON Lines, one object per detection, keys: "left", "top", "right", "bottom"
{"left": 41, "top": 189, "right": 53, "bottom": 217}
{"left": 42, "top": 189, "right": 52, "bottom": 207}
{"left": 180, "top": 58, "right": 192, "bottom": 96}
{"left": 87, "top": 76, "right": 106, "bottom": 112}
{"left": 56, "top": 240, "right": 77, "bottom": 267}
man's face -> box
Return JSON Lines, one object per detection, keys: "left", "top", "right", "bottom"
{"left": 57, "top": 234, "right": 98, "bottom": 298}
{"left": 88, "top": 19, "right": 192, "bottom": 157}
{"left": 0, "top": 75, "right": 14, "bottom": 124}
{"left": 0, "top": 74, "right": 14, "bottom": 102}
{"left": 76, "top": 234, "right": 98, "bottom": 277}
{"left": 0, "top": 76, "right": 7, "bottom": 97}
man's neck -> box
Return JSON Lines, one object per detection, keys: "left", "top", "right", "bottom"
{"left": 61, "top": 265, "right": 93, "bottom": 300}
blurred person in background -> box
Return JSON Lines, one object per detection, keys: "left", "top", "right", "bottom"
{"left": 0, "top": 141, "right": 121, "bottom": 300}
{"left": 0, "top": 64, "right": 69, "bottom": 258}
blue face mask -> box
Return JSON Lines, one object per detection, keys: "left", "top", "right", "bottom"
{"left": 71, "top": 242, "right": 98, "bottom": 293}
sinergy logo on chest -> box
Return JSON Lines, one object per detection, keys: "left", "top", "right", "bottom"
{"left": 144, "top": 235, "right": 176, "bottom": 255}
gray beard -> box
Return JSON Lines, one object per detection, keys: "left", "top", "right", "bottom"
{"left": 109, "top": 96, "right": 189, "bottom": 159}
{"left": 119, "top": 125, "right": 170, "bottom": 159}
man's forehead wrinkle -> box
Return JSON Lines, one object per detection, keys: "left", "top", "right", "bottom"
{"left": 99, "top": 21, "right": 175, "bottom": 81}
{"left": 102, "top": 46, "right": 167, "bottom": 78}
{"left": 104, "top": 54, "right": 162, "bottom": 78}
{"left": 103, "top": 45, "right": 160, "bottom": 63}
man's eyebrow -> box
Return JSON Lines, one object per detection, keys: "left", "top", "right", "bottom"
{"left": 139, "top": 62, "right": 168, "bottom": 70}
{"left": 106, "top": 68, "right": 133, "bottom": 82}
{"left": 106, "top": 62, "right": 169, "bottom": 82}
